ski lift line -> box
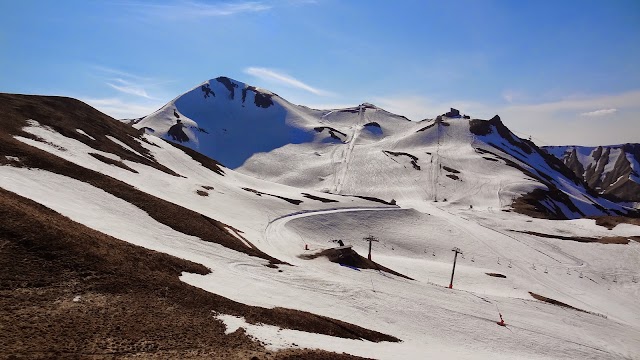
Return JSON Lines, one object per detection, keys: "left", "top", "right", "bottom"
{"left": 418, "top": 241, "right": 639, "bottom": 283}
{"left": 416, "top": 239, "right": 638, "bottom": 282}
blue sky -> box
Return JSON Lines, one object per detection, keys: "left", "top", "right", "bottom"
{"left": 1, "top": 0, "right": 639, "bottom": 145}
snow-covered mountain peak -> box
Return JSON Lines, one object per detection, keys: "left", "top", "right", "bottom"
{"left": 134, "top": 77, "right": 410, "bottom": 168}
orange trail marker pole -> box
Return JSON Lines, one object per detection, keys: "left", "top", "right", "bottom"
{"left": 497, "top": 313, "right": 505, "bottom": 326}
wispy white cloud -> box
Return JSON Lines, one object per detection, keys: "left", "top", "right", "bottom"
{"left": 82, "top": 65, "right": 171, "bottom": 119}
{"left": 81, "top": 97, "right": 163, "bottom": 120}
{"left": 90, "top": 64, "right": 172, "bottom": 101}
{"left": 90, "top": 65, "right": 151, "bottom": 81}
{"left": 497, "top": 91, "right": 640, "bottom": 145}
{"left": 502, "top": 91, "right": 640, "bottom": 114}
{"left": 580, "top": 108, "right": 618, "bottom": 117}
{"left": 106, "top": 78, "right": 154, "bottom": 99}
{"left": 128, "top": 1, "right": 271, "bottom": 20}
{"left": 244, "top": 67, "right": 334, "bottom": 96}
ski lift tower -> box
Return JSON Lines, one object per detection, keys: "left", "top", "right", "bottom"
{"left": 363, "top": 235, "right": 379, "bottom": 260}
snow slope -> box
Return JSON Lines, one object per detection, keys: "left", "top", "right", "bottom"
{"left": 2, "top": 95, "right": 640, "bottom": 359}
{"left": 242, "top": 112, "right": 630, "bottom": 219}
{"left": 136, "top": 77, "right": 634, "bottom": 219}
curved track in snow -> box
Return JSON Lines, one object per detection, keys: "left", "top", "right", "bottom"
{"left": 262, "top": 205, "right": 403, "bottom": 264}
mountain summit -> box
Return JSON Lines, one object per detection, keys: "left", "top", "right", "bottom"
{"left": 135, "top": 76, "right": 324, "bottom": 168}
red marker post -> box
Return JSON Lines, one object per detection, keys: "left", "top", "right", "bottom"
{"left": 449, "top": 247, "right": 462, "bottom": 289}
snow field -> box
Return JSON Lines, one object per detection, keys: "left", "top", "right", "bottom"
{"left": 4, "top": 120, "right": 640, "bottom": 359}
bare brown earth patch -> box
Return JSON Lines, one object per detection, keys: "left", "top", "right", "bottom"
{"left": 196, "top": 189, "right": 209, "bottom": 196}
{"left": 513, "top": 230, "right": 635, "bottom": 244}
{"left": 383, "top": 150, "right": 420, "bottom": 170}
{"left": 300, "top": 247, "right": 413, "bottom": 280}
{"left": 527, "top": 292, "right": 607, "bottom": 319}
{"left": 0, "top": 188, "right": 397, "bottom": 358}
{"left": 242, "top": 187, "right": 303, "bottom": 205}
{"left": 0, "top": 93, "right": 183, "bottom": 177}
{"left": 163, "top": 139, "right": 225, "bottom": 175}
{"left": 442, "top": 166, "right": 460, "bottom": 174}
{"left": 338, "top": 194, "right": 397, "bottom": 206}
{"left": 89, "top": 153, "right": 139, "bottom": 173}
{"left": 486, "top": 273, "right": 507, "bottom": 278}
{"left": 301, "top": 193, "right": 339, "bottom": 203}
{"left": 589, "top": 215, "right": 640, "bottom": 230}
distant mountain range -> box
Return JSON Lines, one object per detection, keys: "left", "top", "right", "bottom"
{"left": 134, "top": 76, "right": 638, "bottom": 219}
{"left": 544, "top": 144, "right": 640, "bottom": 202}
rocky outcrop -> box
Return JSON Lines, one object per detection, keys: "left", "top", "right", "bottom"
{"left": 167, "top": 120, "right": 189, "bottom": 143}
{"left": 544, "top": 144, "right": 640, "bottom": 202}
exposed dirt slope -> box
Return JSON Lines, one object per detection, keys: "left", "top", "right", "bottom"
{"left": 0, "top": 182, "right": 392, "bottom": 359}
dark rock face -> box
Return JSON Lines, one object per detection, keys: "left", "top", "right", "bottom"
{"left": 168, "top": 120, "right": 189, "bottom": 143}
{"left": 201, "top": 84, "right": 215, "bottom": 98}
{"left": 216, "top": 77, "right": 238, "bottom": 100}
{"left": 314, "top": 126, "right": 347, "bottom": 142}
{"left": 444, "top": 108, "right": 461, "bottom": 118}
{"left": 467, "top": 115, "right": 616, "bottom": 219}
{"left": 471, "top": 116, "right": 580, "bottom": 186}
{"left": 469, "top": 117, "right": 493, "bottom": 136}
{"left": 383, "top": 151, "right": 420, "bottom": 170}
{"left": 564, "top": 149, "right": 585, "bottom": 180}
{"left": 417, "top": 122, "right": 436, "bottom": 132}
{"left": 241, "top": 86, "right": 274, "bottom": 108}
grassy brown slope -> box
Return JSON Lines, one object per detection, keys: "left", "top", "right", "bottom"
{"left": 0, "top": 93, "right": 280, "bottom": 264}
{"left": 589, "top": 215, "right": 640, "bottom": 230}
{"left": 0, "top": 188, "right": 394, "bottom": 359}
{"left": 0, "top": 93, "right": 181, "bottom": 176}
{"left": 513, "top": 230, "right": 636, "bottom": 244}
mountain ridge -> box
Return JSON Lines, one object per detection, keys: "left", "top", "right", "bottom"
{"left": 133, "top": 76, "right": 636, "bottom": 220}
{"left": 543, "top": 143, "right": 640, "bottom": 202}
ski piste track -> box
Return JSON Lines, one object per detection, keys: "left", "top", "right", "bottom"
{"left": 261, "top": 200, "right": 638, "bottom": 320}
{"left": 262, "top": 205, "right": 402, "bottom": 263}
{"left": 253, "top": 203, "right": 634, "bottom": 358}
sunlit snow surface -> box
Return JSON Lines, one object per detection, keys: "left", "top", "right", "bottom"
{"left": 2, "top": 120, "right": 640, "bottom": 359}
